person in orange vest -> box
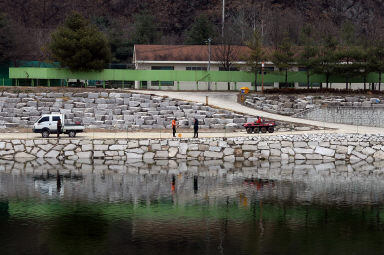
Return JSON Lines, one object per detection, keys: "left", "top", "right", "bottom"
{"left": 256, "top": 116, "right": 262, "bottom": 124}
{"left": 172, "top": 118, "right": 177, "bottom": 137}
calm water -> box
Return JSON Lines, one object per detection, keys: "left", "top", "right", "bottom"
{"left": 1, "top": 159, "right": 384, "bottom": 255}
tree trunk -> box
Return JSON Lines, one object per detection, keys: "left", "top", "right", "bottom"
{"left": 285, "top": 69, "right": 288, "bottom": 88}
{"left": 364, "top": 75, "right": 366, "bottom": 91}
{"left": 345, "top": 78, "right": 348, "bottom": 90}
{"left": 307, "top": 71, "right": 310, "bottom": 89}
{"left": 227, "top": 82, "right": 230, "bottom": 91}
{"left": 379, "top": 72, "right": 382, "bottom": 91}
{"left": 323, "top": 74, "right": 328, "bottom": 90}
{"left": 255, "top": 70, "right": 258, "bottom": 92}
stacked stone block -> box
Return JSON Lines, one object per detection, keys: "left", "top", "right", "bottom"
{"left": 0, "top": 92, "right": 249, "bottom": 130}
{"left": 2, "top": 134, "right": 384, "bottom": 166}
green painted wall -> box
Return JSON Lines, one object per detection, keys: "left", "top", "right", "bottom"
{"left": 8, "top": 67, "right": 382, "bottom": 84}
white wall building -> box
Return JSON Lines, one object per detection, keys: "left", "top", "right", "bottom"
{"left": 133, "top": 44, "right": 260, "bottom": 90}
{"left": 133, "top": 44, "right": 378, "bottom": 91}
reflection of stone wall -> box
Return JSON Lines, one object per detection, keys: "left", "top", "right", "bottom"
{"left": 296, "top": 107, "right": 384, "bottom": 127}
{"left": 2, "top": 134, "right": 384, "bottom": 163}
{"left": 1, "top": 158, "right": 384, "bottom": 205}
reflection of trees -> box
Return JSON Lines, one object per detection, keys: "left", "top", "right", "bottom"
{"left": 48, "top": 208, "right": 109, "bottom": 255}
{"left": 0, "top": 201, "right": 9, "bottom": 219}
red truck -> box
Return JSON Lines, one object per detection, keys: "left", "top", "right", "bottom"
{"left": 243, "top": 120, "right": 276, "bottom": 134}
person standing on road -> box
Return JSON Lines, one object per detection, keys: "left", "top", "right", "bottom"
{"left": 193, "top": 118, "right": 199, "bottom": 138}
{"left": 57, "top": 118, "right": 62, "bottom": 138}
{"left": 172, "top": 118, "right": 177, "bottom": 137}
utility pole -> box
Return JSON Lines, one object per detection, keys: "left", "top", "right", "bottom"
{"left": 208, "top": 38, "right": 212, "bottom": 91}
{"left": 222, "top": 0, "right": 225, "bottom": 38}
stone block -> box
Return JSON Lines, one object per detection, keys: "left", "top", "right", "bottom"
{"left": 373, "top": 150, "right": 384, "bottom": 160}
{"left": 126, "top": 152, "right": 143, "bottom": 160}
{"left": 88, "top": 92, "right": 99, "bottom": 99}
{"left": 143, "top": 152, "right": 155, "bottom": 159}
{"left": 352, "top": 151, "right": 368, "bottom": 160}
{"left": 128, "top": 141, "right": 139, "bottom": 148}
{"left": 224, "top": 155, "right": 235, "bottom": 162}
{"left": 109, "top": 145, "right": 127, "bottom": 150}
{"left": 294, "top": 148, "right": 313, "bottom": 154}
{"left": 82, "top": 144, "right": 93, "bottom": 151}
{"left": 45, "top": 150, "right": 60, "bottom": 158}
{"left": 281, "top": 147, "right": 295, "bottom": 155}
{"left": 94, "top": 151, "right": 105, "bottom": 158}
{"left": 64, "top": 151, "right": 74, "bottom": 156}
{"left": 223, "top": 147, "right": 234, "bottom": 156}
{"left": 294, "top": 142, "right": 307, "bottom": 148}
{"left": 155, "top": 151, "right": 168, "bottom": 158}
{"left": 306, "top": 154, "right": 323, "bottom": 160}
{"left": 362, "top": 147, "right": 376, "bottom": 155}
{"left": 242, "top": 145, "right": 257, "bottom": 151}
{"left": 94, "top": 144, "right": 108, "bottom": 151}
{"left": 14, "top": 144, "right": 25, "bottom": 152}
{"left": 179, "top": 143, "right": 188, "bottom": 154}
{"left": 77, "top": 151, "right": 92, "bottom": 158}
{"left": 315, "top": 147, "right": 335, "bottom": 157}
{"left": 15, "top": 152, "right": 36, "bottom": 159}
{"left": 169, "top": 147, "right": 178, "bottom": 157}
{"left": 187, "top": 151, "right": 201, "bottom": 157}
{"left": 204, "top": 151, "right": 223, "bottom": 158}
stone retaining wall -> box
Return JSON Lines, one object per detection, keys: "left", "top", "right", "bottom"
{"left": 0, "top": 91, "right": 248, "bottom": 130}
{"left": 296, "top": 107, "right": 384, "bottom": 128}
{"left": 245, "top": 94, "right": 384, "bottom": 116}
{"left": 0, "top": 92, "right": 315, "bottom": 131}
{"left": 2, "top": 134, "right": 384, "bottom": 164}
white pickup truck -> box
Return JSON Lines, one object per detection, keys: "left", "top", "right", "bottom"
{"left": 33, "top": 114, "right": 85, "bottom": 138}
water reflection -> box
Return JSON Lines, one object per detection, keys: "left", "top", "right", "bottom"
{"left": 0, "top": 159, "right": 384, "bottom": 254}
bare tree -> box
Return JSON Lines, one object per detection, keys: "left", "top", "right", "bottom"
{"left": 212, "top": 27, "right": 241, "bottom": 90}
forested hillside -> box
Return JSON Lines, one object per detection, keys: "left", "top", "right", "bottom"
{"left": 1, "top": 0, "right": 384, "bottom": 64}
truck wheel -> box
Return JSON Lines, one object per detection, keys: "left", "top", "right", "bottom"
{"left": 68, "top": 131, "right": 76, "bottom": 138}
{"left": 268, "top": 127, "right": 274, "bottom": 133}
{"left": 254, "top": 127, "right": 260, "bottom": 133}
{"left": 260, "top": 127, "right": 267, "bottom": 133}
{"left": 42, "top": 130, "right": 50, "bottom": 138}
{"left": 246, "top": 127, "right": 253, "bottom": 134}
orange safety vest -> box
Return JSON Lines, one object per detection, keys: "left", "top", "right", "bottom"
{"left": 172, "top": 120, "right": 176, "bottom": 127}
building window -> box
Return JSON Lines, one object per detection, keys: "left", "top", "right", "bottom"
{"left": 151, "top": 66, "right": 174, "bottom": 86}
{"left": 152, "top": 81, "right": 174, "bottom": 86}
{"left": 219, "top": 67, "right": 239, "bottom": 71}
{"left": 186, "top": 67, "right": 207, "bottom": 71}
{"left": 151, "top": 66, "right": 174, "bottom": 70}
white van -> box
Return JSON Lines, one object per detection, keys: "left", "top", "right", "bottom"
{"left": 33, "top": 114, "right": 85, "bottom": 138}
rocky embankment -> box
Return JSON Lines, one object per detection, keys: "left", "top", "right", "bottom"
{"left": 2, "top": 134, "right": 384, "bottom": 164}
{"left": 0, "top": 91, "right": 316, "bottom": 132}
{"left": 245, "top": 94, "right": 384, "bottom": 116}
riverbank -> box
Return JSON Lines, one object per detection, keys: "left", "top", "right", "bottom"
{"left": 2, "top": 134, "right": 384, "bottom": 164}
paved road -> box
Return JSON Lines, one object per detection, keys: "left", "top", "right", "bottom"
{"left": 132, "top": 90, "right": 384, "bottom": 134}
{"left": 0, "top": 129, "right": 342, "bottom": 140}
